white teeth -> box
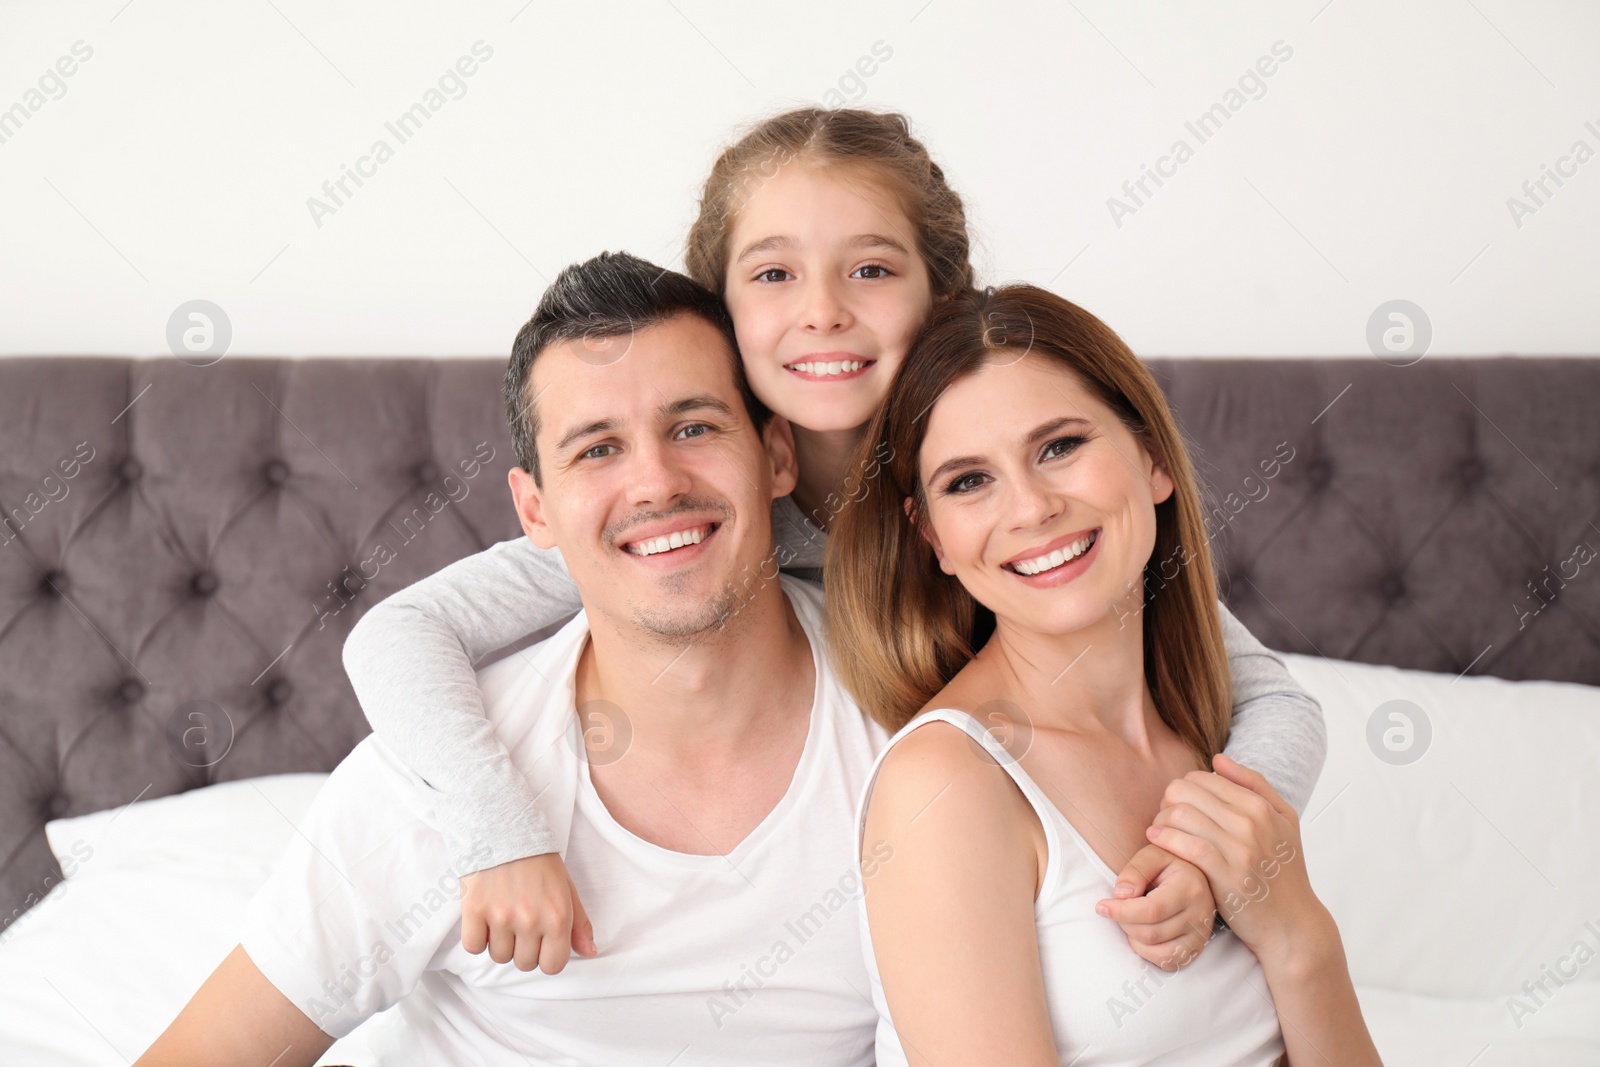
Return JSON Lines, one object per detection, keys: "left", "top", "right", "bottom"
{"left": 788, "top": 359, "right": 865, "bottom": 376}
{"left": 627, "top": 525, "right": 708, "bottom": 556}
{"left": 1012, "top": 531, "right": 1097, "bottom": 576}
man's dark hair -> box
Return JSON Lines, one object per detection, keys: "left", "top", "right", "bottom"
{"left": 504, "top": 251, "right": 772, "bottom": 485}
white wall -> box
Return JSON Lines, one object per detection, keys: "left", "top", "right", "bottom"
{"left": 1, "top": 0, "right": 1596, "bottom": 358}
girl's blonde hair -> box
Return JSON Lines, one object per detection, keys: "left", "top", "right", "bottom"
{"left": 685, "top": 108, "right": 974, "bottom": 299}
{"left": 825, "top": 285, "right": 1233, "bottom": 764}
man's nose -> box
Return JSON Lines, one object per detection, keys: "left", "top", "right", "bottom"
{"left": 627, "top": 438, "right": 694, "bottom": 506}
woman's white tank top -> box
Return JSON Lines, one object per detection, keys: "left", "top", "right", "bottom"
{"left": 855, "top": 708, "right": 1286, "bottom": 1066}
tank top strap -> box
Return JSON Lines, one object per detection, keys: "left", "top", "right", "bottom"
{"left": 856, "top": 707, "right": 1067, "bottom": 877}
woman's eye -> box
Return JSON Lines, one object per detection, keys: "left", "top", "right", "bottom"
{"left": 944, "top": 472, "right": 988, "bottom": 495}
{"left": 755, "top": 268, "right": 791, "bottom": 283}
{"left": 1043, "top": 436, "right": 1087, "bottom": 461}
{"left": 852, "top": 263, "right": 892, "bottom": 280}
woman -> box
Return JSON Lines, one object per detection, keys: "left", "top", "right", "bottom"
{"left": 827, "top": 285, "right": 1379, "bottom": 1064}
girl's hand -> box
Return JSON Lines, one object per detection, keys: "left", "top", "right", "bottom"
{"left": 1097, "top": 843, "right": 1218, "bottom": 971}
{"left": 1144, "top": 754, "right": 1333, "bottom": 969}
{"left": 460, "top": 853, "right": 598, "bottom": 973}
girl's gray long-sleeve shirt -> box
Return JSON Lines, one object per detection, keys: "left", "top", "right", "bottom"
{"left": 341, "top": 496, "right": 1326, "bottom": 871}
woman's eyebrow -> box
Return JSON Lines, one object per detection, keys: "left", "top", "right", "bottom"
{"left": 1024, "top": 416, "right": 1094, "bottom": 446}
{"left": 924, "top": 417, "right": 1095, "bottom": 484}
{"left": 926, "top": 452, "right": 985, "bottom": 485}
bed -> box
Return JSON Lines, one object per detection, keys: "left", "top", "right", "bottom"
{"left": 2, "top": 354, "right": 1597, "bottom": 1063}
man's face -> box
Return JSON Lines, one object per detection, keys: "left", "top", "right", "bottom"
{"left": 509, "top": 313, "right": 797, "bottom": 642}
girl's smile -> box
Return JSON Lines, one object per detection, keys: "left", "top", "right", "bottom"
{"left": 723, "top": 163, "right": 932, "bottom": 436}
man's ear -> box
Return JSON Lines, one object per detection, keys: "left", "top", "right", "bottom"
{"left": 903, "top": 495, "right": 955, "bottom": 576}
{"left": 508, "top": 467, "right": 557, "bottom": 549}
{"left": 763, "top": 415, "right": 799, "bottom": 501}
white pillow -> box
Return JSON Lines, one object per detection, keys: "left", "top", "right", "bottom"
{"left": 0, "top": 773, "right": 380, "bottom": 1066}
{"left": 1284, "top": 653, "right": 1600, "bottom": 1010}
{"left": 44, "top": 773, "right": 329, "bottom": 882}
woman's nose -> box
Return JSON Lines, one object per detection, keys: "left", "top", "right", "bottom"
{"left": 1010, "top": 474, "right": 1064, "bottom": 529}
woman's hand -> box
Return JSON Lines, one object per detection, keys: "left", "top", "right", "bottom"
{"left": 1143, "top": 754, "right": 1335, "bottom": 970}
{"left": 1147, "top": 756, "right": 1384, "bottom": 1064}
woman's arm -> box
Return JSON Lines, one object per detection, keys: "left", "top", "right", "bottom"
{"left": 1216, "top": 600, "right": 1327, "bottom": 815}
{"left": 861, "top": 723, "right": 1060, "bottom": 1067}
{"left": 342, "top": 535, "right": 580, "bottom": 867}
{"left": 1149, "top": 756, "right": 1382, "bottom": 1066}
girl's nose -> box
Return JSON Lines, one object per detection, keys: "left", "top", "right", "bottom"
{"left": 799, "top": 276, "right": 852, "bottom": 333}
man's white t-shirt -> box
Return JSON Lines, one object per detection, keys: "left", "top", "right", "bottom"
{"left": 239, "top": 577, "right": 888, "bottom": 1065}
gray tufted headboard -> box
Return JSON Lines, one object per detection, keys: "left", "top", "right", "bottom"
{"left": 2, "top": 355, "right": 1596, "bottom": 929}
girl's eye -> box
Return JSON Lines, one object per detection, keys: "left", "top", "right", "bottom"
{"left": 852, "top": 263, "right": 893, "bottom": 280}
{"left": 1043, "top": 435, "right": 1088, "bottom": 461}
{"left": 676, "top": 422, "right": 712, "bottom": 440}
{"left": 942, "top": 471, "right": 990, "bottom": 495}
{"left": 755, "top": 268, "right": 792, "bottom": 283}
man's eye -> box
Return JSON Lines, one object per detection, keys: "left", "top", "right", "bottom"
{"left": 852, "top": 263, "right": 892, "bottom": 280}
{"left": 676, "top": 423, "right": 712, "bottom": 440}
{"left": 581, "top": 444, "right": 616, "bottom": 460}
{"left": 755, "top": 268, "right": 791, "bottom": 283}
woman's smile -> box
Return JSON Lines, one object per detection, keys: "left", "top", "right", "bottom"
{"left": 1003, "top": 527, "right": 1101, "bottom": 583}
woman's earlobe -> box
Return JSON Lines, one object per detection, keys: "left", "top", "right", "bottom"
{"left": 904, "top": 495, "right": 952, "bottom": 572}
{"left": 1152, "top": 462, "right": 1175, "bottom": 505}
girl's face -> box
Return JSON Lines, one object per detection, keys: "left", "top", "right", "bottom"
{"left": 723, "top": 163, "right": 934, "bottom": 434}
{"left": 913, "top": 355, "right": 1174, "bottom": 637}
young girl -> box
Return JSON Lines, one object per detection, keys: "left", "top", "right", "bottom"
{"left": 340, "top": 107, "right": 1327, "bottom": 976}
{"left": 829, "top": 284, "right": 1378, "bottom": 1064}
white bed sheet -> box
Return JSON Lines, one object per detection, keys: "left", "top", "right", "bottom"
{"left": 1, "top": 654, "right": 1597, "bottom": 1064}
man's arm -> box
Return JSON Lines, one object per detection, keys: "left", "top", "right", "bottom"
{"left": 135, "top": 945, "right": 333, "bottom": 1067}
{"left": 140, "top": 739, "right": 465, "bottom": 1063}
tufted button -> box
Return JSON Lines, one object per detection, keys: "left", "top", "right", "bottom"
{"left": 39, "top": 570, "right": 68, "bottom": 596}
{"left": 415, "top": 461, "right": 439, "bottom": 484}
{"left": 45, "top": 793, "right": 71, "bottom": 819}
{"left": 1459, "top": 458, "right": 1485, "bottom": 486}
{"left": 265, "top": 678, "right": 293, "bottom": 706}
{"left": 263, "top": 460, "right": 290, "bottom": 486}
{"left": 1380, "top": 574, "right": 1406, "bottom": 603}
{"left": 118, "top": 457, "right": 143, "bottom": 483}
{"left": 191, "top": 571, "right": 219, "bottom": 597}
{"left": 1307, "top": 459, "right": 1333, "bottom": 488}
{"left": 117, "top": 678, "right": 145, "bottom": 705}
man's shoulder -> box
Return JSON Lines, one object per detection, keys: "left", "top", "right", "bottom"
{"left": 472, "top": 609, "right": 591, "bottom": 727}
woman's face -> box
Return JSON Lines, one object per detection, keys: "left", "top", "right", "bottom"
{"left": 914, "top": 355, "right": 1174, "bottom": 637}
{"left": 722, "top": 162, "right": 934, "bottom": 434}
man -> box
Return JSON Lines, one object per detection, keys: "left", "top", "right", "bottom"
{"left": 137, "top": 252, "right": 887, "bottom": 1065}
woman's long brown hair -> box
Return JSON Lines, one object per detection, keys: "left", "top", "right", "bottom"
{"left": 825, "top": 285, "right": 1232, "bottom": 763}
